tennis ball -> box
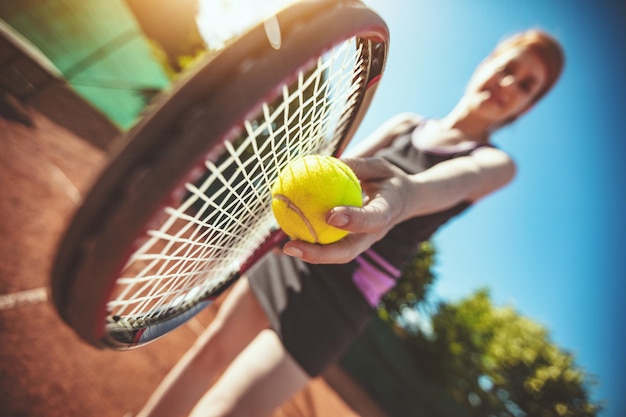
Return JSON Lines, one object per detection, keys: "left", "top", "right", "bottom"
{"left": 271, "top": 155, "right": 362, "bottom": 244}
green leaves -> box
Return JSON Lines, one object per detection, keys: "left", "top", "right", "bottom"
{"left": 378, "top": 241, "right": 436, "bottom": 330}
{"left": 376, "top": 244, "right": 603, "bottom": 417}
{"left": 424, "top": 290, "right": 602, "bottom": 416}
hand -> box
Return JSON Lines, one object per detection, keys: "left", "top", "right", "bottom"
{"left": 281, "top": 157, "right": 413, "bottom": 264}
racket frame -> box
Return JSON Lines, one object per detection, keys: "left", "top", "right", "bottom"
{"left": 51, "top": 0, "right": 389, "bottom": 349}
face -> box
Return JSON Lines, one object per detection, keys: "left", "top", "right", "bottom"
{"left": 465, "top": 47, "right": 549, "bottom": 125}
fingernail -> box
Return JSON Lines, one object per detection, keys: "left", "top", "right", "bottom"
{"left": 329, "top": 213, "right": 349, "bottom": 227}
{"left": 283, "top": 246, "right": 303, "bottom": 258}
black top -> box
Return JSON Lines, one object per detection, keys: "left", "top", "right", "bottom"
{"left": 370, "top": 119, "right": 490, "bottom": 272}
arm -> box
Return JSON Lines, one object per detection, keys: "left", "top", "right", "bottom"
{"left": 402, "top": 146, "right": 516, "bottom": 218}
{"left": 282, "top": 147, "right": 516, "bottom": 264}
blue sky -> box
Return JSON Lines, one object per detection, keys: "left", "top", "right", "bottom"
{"left": 351, "top": 0, "right": 625, "bottom": 414}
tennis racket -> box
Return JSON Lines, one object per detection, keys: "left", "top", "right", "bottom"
{"left": 50, "top": 0, "right": 389, "bottom": 350}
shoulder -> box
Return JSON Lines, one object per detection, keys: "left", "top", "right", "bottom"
{"left": 387, "top": 112, "right": 424, "bottom": 128}
{"left": 379, "top": 112, "right": 424, "bottom": 137}
{"left": 469, "top": 146, "right": 517, "bottom": 195}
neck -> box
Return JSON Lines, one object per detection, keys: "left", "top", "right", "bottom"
{"left": 439, "top": 101, "right": 492, "bottom": 144}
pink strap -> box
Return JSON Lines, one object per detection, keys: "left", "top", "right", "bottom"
{"left": 352, "top": 249, "right": 401, "bottom": 307}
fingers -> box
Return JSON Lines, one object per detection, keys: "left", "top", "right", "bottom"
{"left": 282, "top": 233, "right": 376, "bottom": 264}
{"left": 341, "top": 157, "right": 397, "bottom": 182}
{"left": 279, "top": 157, "right": 406, "bottom": 264}
{"left": 281, "top": 205, "right": 390, "bottom": 263}
{"left": 332, "top": 158, "right": 408, "bottom": 233}
{"left": 327, "top": 201, "right": 391, "bottom": 234}
{"left": 327, "top": 157, "right": 399, "bottom": 234}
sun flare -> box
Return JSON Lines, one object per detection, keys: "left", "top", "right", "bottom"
{"left": 196, "top": 0, "right": 297, "bottom": 49}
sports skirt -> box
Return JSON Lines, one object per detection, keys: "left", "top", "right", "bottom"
{"left": 246, "top": 252, "right": 375, "bottom": 376}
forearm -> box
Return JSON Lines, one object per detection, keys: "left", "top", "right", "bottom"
{"left": 401, "top": 149, "right": 516, "bottom": 221}
{"left": 402, "top": 157, "right": 481, "bottom": 219}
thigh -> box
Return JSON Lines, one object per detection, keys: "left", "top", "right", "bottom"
{"left": 206, "top": 276, "right": 269, "bottom": 341}
{"left": 191, "top": 276, "right": 270, "bottom": 369}
{"left": 136, "top": 277, "right": 271, "bottom": 417}
{"left": 189, "top": 328, "right": 311, "bottom": 417}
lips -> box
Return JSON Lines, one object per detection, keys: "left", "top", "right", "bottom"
{"left": 485, "top": 86, "right": 504, "bottom": 108}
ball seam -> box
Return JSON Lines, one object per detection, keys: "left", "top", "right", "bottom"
{"left": 273, "top": 193, "right": 319, "bottom": 243}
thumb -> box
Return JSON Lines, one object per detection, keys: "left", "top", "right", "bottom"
{"left": 327, "top": 196, "right": 392, "bottom": 234}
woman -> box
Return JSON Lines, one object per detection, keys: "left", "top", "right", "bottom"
{"left": 137, "top": 29, "right": 565, "bottom": 417}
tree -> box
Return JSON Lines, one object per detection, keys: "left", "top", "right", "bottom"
{"left": 375, "top": 245, "right": 603, "bottom": 416}
{"left": 405, "top": 289, "right": 602, "bottom": 417}
{"left": 377, "top": 241, "right": 437, "bottom": 332}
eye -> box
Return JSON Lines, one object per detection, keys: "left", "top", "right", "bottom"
{"left": 501, "top": 63, "right": 513, "bottom": 75}
{"left": 502, "top": 61, "right": 517, "bottom": 75}
{"left": 519, "top": 78, "right": 536, "bottom": 93}
{"left": 519, "top": 80, "right": 531, "bottom": 92}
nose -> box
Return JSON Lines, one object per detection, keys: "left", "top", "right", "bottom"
{"left": 497, "top": 74, "right": 519, "bottom": 105}
{"left": 500, "top": 74, "right": 515, "bottom": 88}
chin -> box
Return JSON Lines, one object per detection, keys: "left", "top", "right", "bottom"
{"left": 474, "top": 102, "right": 501, "bottom": 120}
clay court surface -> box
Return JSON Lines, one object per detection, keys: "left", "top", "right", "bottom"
{"left": 0, "top": 110, "right": 375, "bottom": 417}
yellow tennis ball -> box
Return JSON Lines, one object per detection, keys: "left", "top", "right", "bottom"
{"left": 271, "top": 155, "right": 362, "bottom": 244}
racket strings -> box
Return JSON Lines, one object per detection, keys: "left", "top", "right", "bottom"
{"left": 108, "top": 38, "right": 367, "bottom": 325}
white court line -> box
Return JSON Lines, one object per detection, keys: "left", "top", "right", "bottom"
{"left": 0, "top": 287, "right": 48, "bottom": 310}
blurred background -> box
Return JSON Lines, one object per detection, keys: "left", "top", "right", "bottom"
{"left": 1, "top": 0, "right": 623, "bottom": 416}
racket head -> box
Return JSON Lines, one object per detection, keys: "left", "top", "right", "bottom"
{"left": 51, "top": 0, "right": 389, "bottom": 349}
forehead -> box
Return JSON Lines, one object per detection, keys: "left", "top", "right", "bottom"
{"left": 489, "top": 47, "right": 548, "bottom": 84}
